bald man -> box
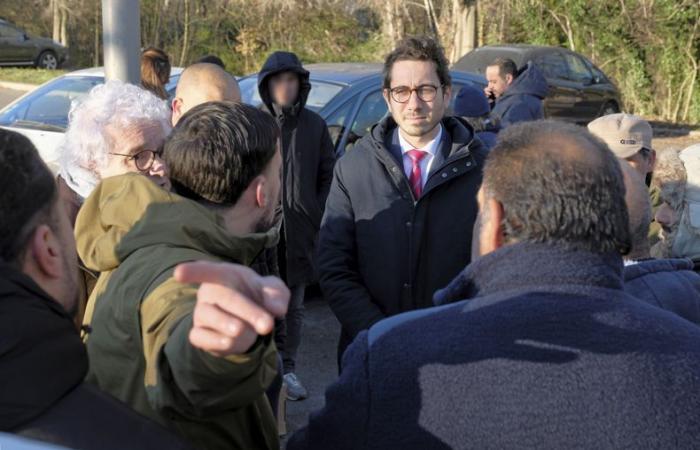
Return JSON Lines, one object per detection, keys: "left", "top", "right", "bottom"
{"left": 171, "top": 63, "right": 241, "bottom": 126}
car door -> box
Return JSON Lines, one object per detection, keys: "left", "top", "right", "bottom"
{"left": 562, "top": 52, "right": 600, "bottom": 122}
{"left": 533, "top": 51, "right": 581, "bottom": 121}
{"left": 0, "top": 24, "right": 31, "bottom": 62}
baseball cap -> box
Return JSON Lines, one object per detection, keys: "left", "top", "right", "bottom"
{"left": 587, "top": 113, "right": 653, "bottom": 159}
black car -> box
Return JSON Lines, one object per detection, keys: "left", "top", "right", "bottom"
{"left": 239, "top": 63, "right": 486, "bottom": 155}
{"left": 0, "top": 19, "right": 68, "bottom": 69}
{"left": 453, "top": 44, "right": 622, "bottom": 123}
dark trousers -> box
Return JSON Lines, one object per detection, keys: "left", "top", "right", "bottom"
{"left": 275, "top": 284, "right": 306, "bottom": 373}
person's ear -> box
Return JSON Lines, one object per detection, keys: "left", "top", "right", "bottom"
{"left": 28, "top": 225, "right": 63, "bottom": 279}
{"left": 253, "top": 176, "right": 268, "bottom": 209}
{"left": 171, "top": 98, "right": 183, "bottom": 126}
{"left": 443, "top": 84, "right": 452, "bottom": 101}
{"left": 382, "top": 88, "right": 392, "bottom": 109}
{"left": 480, "top": 197, "right": 505, "bottom": 255}
{"left": 505, "top": 74, "right": 514, "bottom": 85}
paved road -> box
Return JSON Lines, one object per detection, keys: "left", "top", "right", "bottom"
{"left": 283, "top": 295, "right": 339, "bottom": 440}
{"left": 0, "top": 87, "right": 25, "bottom": 109}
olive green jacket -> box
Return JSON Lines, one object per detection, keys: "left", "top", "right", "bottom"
{"left": 76, "top": 174, "right": 278, "bottom": 450}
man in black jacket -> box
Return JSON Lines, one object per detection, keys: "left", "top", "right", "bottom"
{"left": 258, "top": 51, "right": 336, "bottom": 399}
{"left": 0, "top": 130, "right": 190, "bottom": 450}
{"left": 318, "top": 36, "right": 488, "bottom": 367}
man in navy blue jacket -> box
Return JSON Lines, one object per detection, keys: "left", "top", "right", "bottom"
{"left": 288, "top": 121, "right": 700, "bottom": 449}
{"left": 484, "top": 58, "right": 548, "bottom": 129}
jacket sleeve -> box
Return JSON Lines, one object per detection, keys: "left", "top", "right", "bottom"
{"left": 286, "top": 331, "right": 372, "bottom": 450}
{"left": 140, "top": 278, "right": 278, "bottom": 417}
{"left": 316, "top": 123, "right": 336, "bottom": 213}
{"left": 318, "top": 162, "right": 386, "bottom": 338}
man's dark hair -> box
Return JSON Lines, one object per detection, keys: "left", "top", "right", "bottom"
{"left": 195, "top": 55, "right": 225, "bottom": 70}
{"left": 164, "top": 101, "right": 280, "bottom": 206}
{"left": 382, "top": 35, "right": 451, "bottom": 89}
{"left": 0, "top": 129, "right": 58, "bottom": 265}
{"left": 483, "top": 120, "right": 631, "bottom": 255}
{"left": 488, "top": 58, "right": 518, "bottom": 79}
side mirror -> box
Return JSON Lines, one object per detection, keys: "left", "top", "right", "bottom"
{"left": 22, "top": 33, "right": 29, "bottom": 41}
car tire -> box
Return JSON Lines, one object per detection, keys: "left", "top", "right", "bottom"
{"left": 36, "top": 51, "right": 58, "bottom": 70}
{"left": 600, "top": 101, "right": 620, "bottom": 117}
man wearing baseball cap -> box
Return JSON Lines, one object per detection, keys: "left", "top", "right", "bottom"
{"left": 588, "top": 113, "right": 660, "bottom": 243}
{"left": 588, "top": 113, "right": 656, "bottom": 180}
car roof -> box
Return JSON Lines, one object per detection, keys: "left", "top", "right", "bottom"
{"left": 65, "top": 66, "right": 185, "bottom": 77}
{"left": 241, "top": 62, "right": 483, "bottom": 86}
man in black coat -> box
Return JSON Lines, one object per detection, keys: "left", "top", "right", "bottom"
{"left": 289, "top": 121, "right": 700, "bottom": 450}
{"left": 318, "top": 36, "right": 488, "bottom": 366}
{"left": 258, "top": 51, "right": 336, "bottom": 399}
{"left": 0, "top": 130, "right": 190, "bottom": 450}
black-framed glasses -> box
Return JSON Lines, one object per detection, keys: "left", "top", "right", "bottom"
{"left": 388, "top": 84, "right": 443, "bottom": 103}
{"left": 109, "top": 148, "right": 163, "bottom": 172}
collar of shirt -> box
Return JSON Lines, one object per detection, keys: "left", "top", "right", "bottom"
{"left": 398, "top": 124, "right": 443, "bottom": 157}
{"left": 397, "top": 124, "right": 443, "bottom": 189}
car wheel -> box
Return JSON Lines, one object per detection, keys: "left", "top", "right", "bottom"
{"left": 600, "top": 101, "right": 620, "bottom": 117}
{"left": 37, "top": 51, "right": 58, "bottom": 70}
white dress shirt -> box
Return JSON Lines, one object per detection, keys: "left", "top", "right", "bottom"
{"left": 397, "top": 124, "right": 443, "bottom": 189}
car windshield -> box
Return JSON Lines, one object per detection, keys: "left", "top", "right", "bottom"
{"left": 239, "top": 77, "right": 344, "bottom": 112}
{"left": 0, "top": 76, "right": 103, "bottom": 130}
{"left": 0, "top": 72, "right": 181, "bottom": 131}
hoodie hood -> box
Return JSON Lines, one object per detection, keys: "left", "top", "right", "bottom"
{"left": 257, "top": 51, "right": 311, "bottom": 116}
{"left": 75, "top": 174, "right": 269, "bottom": 273}
{"left": 0, "top": 263, "right": 87, "bottom": 430}
{"left": 502, "top": 62, "right": 549, "bottom": 100}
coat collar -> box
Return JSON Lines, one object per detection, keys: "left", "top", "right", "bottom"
{"left": 434, "top": 242, "right": 624, "bottom": 306}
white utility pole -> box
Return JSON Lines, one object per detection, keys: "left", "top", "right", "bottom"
{"left": 102, "top": 0, "right": 141, "bottom": 84}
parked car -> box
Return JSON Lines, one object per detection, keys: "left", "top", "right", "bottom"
{"left": 239, "top": 62, "right": 486, "bottom": 155}
{"left": 453, "top": 44, "right": 622, "bottom": 124}
{"left": 0, "top": 67, "right": 182, "bottom": 173}
{"left": 0, "top": 19, "right": 68, "bottom": 69}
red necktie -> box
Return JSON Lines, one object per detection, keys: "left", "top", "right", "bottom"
{"left": 406, "top": 149, "right": 427, "bottom": 199}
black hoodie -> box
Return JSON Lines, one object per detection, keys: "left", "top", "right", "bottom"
{"left": 257, "top": 52, "right": 336, "bottom": 286}
{"left": 0, "top": 263, "right": 191, "bottom": 449}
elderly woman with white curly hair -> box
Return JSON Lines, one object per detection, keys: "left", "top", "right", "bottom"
{"left": 57, "top": 80, "right": 172, "bottom": 325}
{"left": 58, "top": 79, "right": 172, "bottom": 227}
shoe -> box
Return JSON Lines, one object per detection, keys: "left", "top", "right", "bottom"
{"left": 283, "top": 372, "right": 308, "bottom": 401}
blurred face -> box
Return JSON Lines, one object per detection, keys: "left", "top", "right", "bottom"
{"left": 485, "top": 65, "right": 512, "bottom": 99}
{"left": 269, "top": 72, "right": 300, "bottom": 108}
{"left": 100, "top": 121, "right": 171, "bottom": 191}
{"left": 383, "top": 60, "right": 451, "bottom": 144}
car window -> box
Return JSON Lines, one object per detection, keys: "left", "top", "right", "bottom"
{"left": 325, "top": 97, "right": 357, "bottom": 151}
{"left": 239, "top": 77, "right": 344, "bottom": 113}
{"left": 0, "top": 76, "right": 102, "bottom": 129}
{"left": 350, "top": 90, "right": 387, "bottom": 141}
{"left": 535, "top": 53, "right": 569, "bottom": 81}
{"left": 0, "top": 24, "right": 22, "bottom": 39}
{"left": 564, "top": 54, "right": 593, "bottom": 84}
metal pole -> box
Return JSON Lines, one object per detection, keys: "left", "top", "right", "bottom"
{"left": 102, "top": 0, "right": 141, "bottom": 84}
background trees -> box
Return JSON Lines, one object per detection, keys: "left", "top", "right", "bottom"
{"left": 2, "top": 0, "right": 697, "bottom": 123}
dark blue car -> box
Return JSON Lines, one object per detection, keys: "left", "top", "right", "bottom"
{"left": 238, "top": 63, "right": 485, "bottom": 155}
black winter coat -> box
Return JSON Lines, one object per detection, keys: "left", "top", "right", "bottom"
{"left": 0, "top": 263, "right": 191, "bottom": 450}
{"left": 318, "top": 116, "right": 487, "bottom": 355}
{"left": 258, "top": 51, "right": 336, "bottom": 286}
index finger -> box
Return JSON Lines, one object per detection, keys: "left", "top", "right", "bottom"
{"left": 175, "top": 261, "right": 262, "bottom": 303}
